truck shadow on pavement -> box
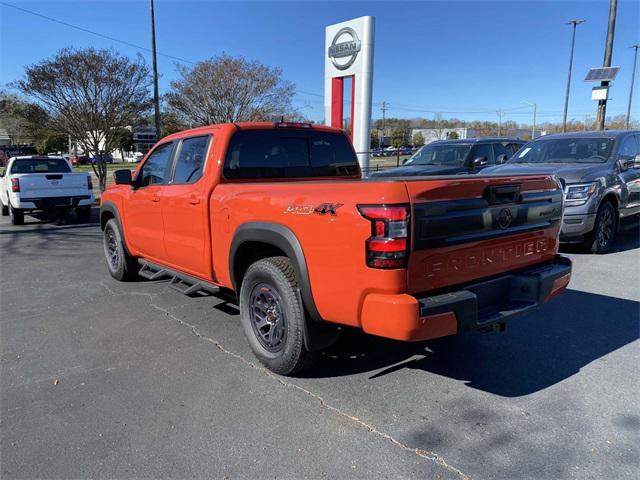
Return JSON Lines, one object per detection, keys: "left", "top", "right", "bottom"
{"left": 305, "top": 289, "right": 639, "bottom": 397}
{"left": 0, "top": 207, "right": 100, "bottom": 231}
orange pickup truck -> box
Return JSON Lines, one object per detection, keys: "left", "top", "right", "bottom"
{"left": 100, "top": 122, "right": 571, "bottom": 374}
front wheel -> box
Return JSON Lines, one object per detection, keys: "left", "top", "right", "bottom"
{"left": 239, "top": 256, "right": 318, "bottom": 375}
{"left": 582, "top": 201, "right": 617, "bottom": 254}
{"left": 103, "top": 218, "right": 138, "bottom": 281}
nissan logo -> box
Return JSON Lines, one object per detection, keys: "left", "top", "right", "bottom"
{"left": 328, "top": 27, "right": 361, "bottom": 70}
{"left": 497, "top": 208, "right": 514, "bottom": 230}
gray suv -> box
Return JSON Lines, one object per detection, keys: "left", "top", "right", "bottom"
{"left": 483, "top": 130, "right": 640, "bottom": 253}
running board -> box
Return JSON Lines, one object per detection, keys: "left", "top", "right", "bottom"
{"left": 138, "top": 259, "right": 220, "bottom": 296}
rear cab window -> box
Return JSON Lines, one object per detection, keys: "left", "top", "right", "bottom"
{"left": 10, "top": 158, "right": 71, "bottom": 174}
{"left": 223, "top": 129, "right": 359, "bottom": 179}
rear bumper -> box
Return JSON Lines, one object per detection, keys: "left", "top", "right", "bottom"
{"left": 15, "top": 195, "right": 93, "bottom": 210}
{"left": 360, "top": 255, "right": 572, "bottom": 341}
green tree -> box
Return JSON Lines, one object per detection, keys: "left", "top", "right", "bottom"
{"left": 412, "top": 131, "right": 425, "bottom": 147}
{"left": 447, "top": 131, "right": 459, "bottom": 139}
{"left": 370, "top": 132, "right": 380, "bottom": 149}
{"left": 114, "top": 127, "right": 134, "bottom": 161}
{"left": 391, "top": 128, "right": 405, "bottom": 148}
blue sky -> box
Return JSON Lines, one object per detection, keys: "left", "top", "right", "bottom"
{"left": 1, "top": 0, "right": 639, "bottom": 125}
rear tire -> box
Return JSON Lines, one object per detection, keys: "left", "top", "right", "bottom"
{"left": 239, "top": 256, "right": 318, "bottom": 375}
{"left": 76, "top": 206, "right": 91, "bottom": 222}
{"left": 1, "top": 195, "right": 8, "bottom": 216}
{"left": 581, "top": 201, "right": 617, "bottom": 254}
{"left": 103, "top": 218, "right": 138, "bottom": 281}
{"left": 9, "top": 204, "right": 24, "bottom": 225}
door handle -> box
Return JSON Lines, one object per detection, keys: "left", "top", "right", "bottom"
{"left": 188, "top": 195, "right": 200, "bottom": 205}
{"left": 151, "top": 194, "right": 160, "bottom": 203}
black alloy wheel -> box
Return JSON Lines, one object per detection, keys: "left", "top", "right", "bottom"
{"left": 249, "top": 283, "right": 288, "bottom": 353}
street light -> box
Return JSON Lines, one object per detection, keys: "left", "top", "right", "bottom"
{"left": 563, "top": 19, "right": 586, "bottom": 133}
{"left": 521, "top": 101, "right": 537, "bottom": 139}
{"left": 626, "top": 44, "right": 640, "bottom": 129}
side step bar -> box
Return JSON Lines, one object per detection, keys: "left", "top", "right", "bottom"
{"left": 138, "top": 259, "right": 220, "bottom": 296}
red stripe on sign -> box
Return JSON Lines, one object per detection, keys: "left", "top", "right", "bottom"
{"left": 331, "top": 77, "right": 344, "bottom": 129}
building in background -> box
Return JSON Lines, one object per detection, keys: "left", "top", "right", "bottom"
{"left": 132, "top": 126, "right": 157, "bottom": 156}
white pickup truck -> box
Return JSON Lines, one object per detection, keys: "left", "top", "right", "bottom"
{"left": 0, "top": 155, "right": 94, "bottom": 225}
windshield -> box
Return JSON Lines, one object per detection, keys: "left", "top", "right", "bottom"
{"left": 404, "top": 144, "right": 471, "bottom": 166}
{"left": 511, "top": 138, "right": 614, "bottom": 164}
{"left": 10, "top": 158, "right": 71, "bottom": 174}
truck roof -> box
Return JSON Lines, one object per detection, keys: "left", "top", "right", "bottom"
{"left": 159, "top": 122, "right": 343, "bottom": 143}
{"left": 429, "top": 137, "right": 525, "bottom": 145}
{"left": 539, "top": 130, "right": 639, "bottom": 140}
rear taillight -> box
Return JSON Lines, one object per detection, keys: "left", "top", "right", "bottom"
{"left": 11, "top": 178, "right": 20, "bottom": 192}
{"left": 358, "top": 204, "right": 410, "bottom": 269}
{"left": 87, "top": 176, "right": 93, "bottom": 190}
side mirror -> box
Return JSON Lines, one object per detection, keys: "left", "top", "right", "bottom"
{"left": 634, "top": 154, "right": 640, "bottom": 169}
{"left": 113, "top": 169, "right": 132, "bottom": 185}
{"left": 496, "top": 154, "right": 509, "bottom": 164}
{"left": 471, "top": 156, "right": 488, "bottom": 167}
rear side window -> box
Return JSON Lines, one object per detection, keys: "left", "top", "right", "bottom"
{"left": 10, "top": 158, "right": 71, "bottom": 174}
{"left": 138, "top": 142, "right": 174, "bottom": 186}
{"left": 172, "top": 136, "right": 210, "bottom": 184}
{"left": 493, "top": 142, "right": 515, "bottom": 160}
{"left": 223, "top": 129, "right": 359, "bottom": 179}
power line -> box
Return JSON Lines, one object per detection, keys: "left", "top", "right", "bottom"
{"left": 0, "top": 1, "right": 196, "bottom": 65}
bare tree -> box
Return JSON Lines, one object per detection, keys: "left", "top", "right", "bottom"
{"left": 14, "top": 48, "right": 151, "bottom": 190}
{"left": 166, "top": 54, "right": 295, "bottom": 125}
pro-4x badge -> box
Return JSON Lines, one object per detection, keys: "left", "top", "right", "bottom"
{"left": 314, "top": 203, "right": 343, "bottom": 215}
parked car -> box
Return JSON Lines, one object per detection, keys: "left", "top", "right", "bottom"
{"left": 0, "top": 155, "right": 94, "bottom": 225}
{"left": 100, "top": 122, "right": 571, "bottom": 375}
{"left": 483, "top": 130, "right": 640, "bottom": 253}
{"left": 71, "top": 155, "right": 91, "bottom": 166}
{"left": 371, "top": 138, "right": 526, "bottom": 177}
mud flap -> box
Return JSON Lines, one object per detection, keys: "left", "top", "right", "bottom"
{"left": 295, "top": 288, "right": 339, "bottom": 352}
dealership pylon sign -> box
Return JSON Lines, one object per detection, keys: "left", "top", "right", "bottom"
{"left": 324, "top": 16, "right": 375, "bottom": 170}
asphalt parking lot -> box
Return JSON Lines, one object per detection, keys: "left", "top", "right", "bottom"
{"left": 1, "top": 209, "right": 638, "bottom": 480}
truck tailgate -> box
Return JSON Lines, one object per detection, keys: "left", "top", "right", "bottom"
{"left": 17, "top": 173, "right": 90, "bottom": 199}
{"left": 406, "top": 175, "right": 563, "bottom": 294}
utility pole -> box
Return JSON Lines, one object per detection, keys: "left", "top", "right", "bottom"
{"left": 596, "top": 0, "right": 618, "bottom": 130}
{"left": 626, "top": 44, "right": 639, "bottom": 129}
{"left": 380, "top": 101, "right": 387, "bottom": 146}
{"left": 150, "top": 0, "right": 161, "bottom": 139}
{"left": 563, "top": 19, "right": 585, "bottom": 132}
{"left": 584, "top": 114, "right": 589, "bottom": 130}
{"left": 522, "top": 101, "right": 537, "bottom": 139}
{"left": 497, "top": 110, "right": 503, "bottom": 136}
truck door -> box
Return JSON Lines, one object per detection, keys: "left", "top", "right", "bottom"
{"left": 617, "top": 135, "right": 640, "bottom": 216}
{"left": 160, "top": 135, "right": 211, "bottom": 278}
{"left": 126, "top": 141, "right": 175, "bottom": 262}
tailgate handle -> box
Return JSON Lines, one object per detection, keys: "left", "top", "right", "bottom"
{"left": 486, "top": 185, "right": 521, "bottom": 205}
{"left": 46, "top": 174, "right": 63, "bottom": 180}
{"left": 188, "top": 195, "right": 200, "bottom": 205}
{"left": 151, "top": 193, "right": 160, "bottom": 203}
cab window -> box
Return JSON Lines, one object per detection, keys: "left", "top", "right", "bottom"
{"left": 138, "top": 142, "right": 174, "bottom": 186}
{"left": 223, "top": 129, "right": 359, "bottom": 179}
{"left": 172, "top": 136, "right": 210, "bottom": 184}
{"left": 469, "top": 144, "right": 494, "bottom": 165}
{"left": 618, "top": 136, "right": 639, "bottom": 161}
